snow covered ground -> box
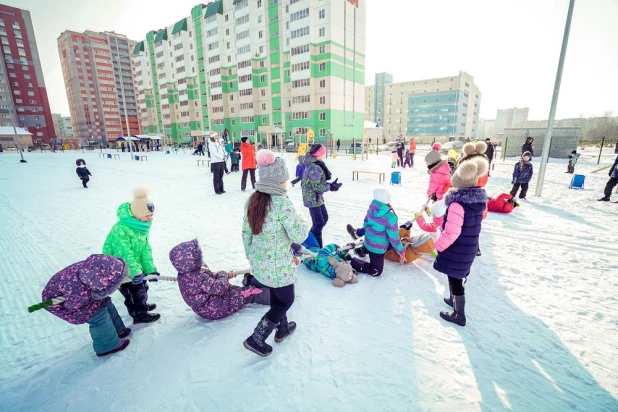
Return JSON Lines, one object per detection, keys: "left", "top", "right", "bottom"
{"left": 0, "top": 146, "right": 617, "bottom": 412}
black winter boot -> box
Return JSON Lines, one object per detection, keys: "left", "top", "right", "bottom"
{"left": 274, "top": 315, "right": 296, "bottom": 343}
{"left": 244, "top": 315, "right": 279, "bottom": 356}
{"left": 244, "top": 287, "right": 271, "bottom": 305}
{"left": 242, "top": 273, "right": 254, "bottom": 287}
{"left": 346, "top": 224, "right": 358, "bottom": 240}
{"left": 598, "top": 196, "right": 610, "bottom": 202}
{"left": 444, "top": 284, "right": 453, "bottom": 308}
{"left": 147, "top": 304, "right": 157, "bottom": 311}
{"left": 133, "top": 312, "right": 161, "bottom": 324}
{"left": 440, "top": 295, "right": 466, "bottom": 326}
{"left": 118, "top": 328, "right": 131, "bottom": 339}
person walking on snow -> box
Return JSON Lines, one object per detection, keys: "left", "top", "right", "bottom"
{"left": 484, "top": 138, "right": 494, "bottom": 176}
{"left": 301, "top": 144, "right": 341, "bottom": 248}
{"left": 434, "top": 154, "right": 489, "bottom": 327}
{"left": 336, "top": 139, "right": 341, "bottom": 151}
{"left": 510, "top": 151, "right": 534, "bottom": 199}
{"left": 170, "top": 239, "right": 270, "bottom": 321}
{"left": 75, "top": 158, "right": 92, "bottom": 188}
{"left": 408, "top": 137, "right": 416, "bottom": 167}
{"left": 102, "top": 187, "right": 161, "bottom": 324}
{"left": 42, "top": 255, "right": 132, "bottom": 357}
{"left": 567, "top": 150, "right": 579, "bottom": 174}
{"left": 522, "top": 136, "right": 534, "bottom": 156}
{"left": 208, "top": 132, "right": 226, "bottom": 194}
{"left": 598, "top": 154, "right": 618, "bottom": 202}
{"left": 240, "top": 136, "right": 257, "bottom": 191}
{"left": 242, "top": 149, "right": 309, "bottom": 356}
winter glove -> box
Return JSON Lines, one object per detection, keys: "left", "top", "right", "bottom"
{"left": 430, "top": 193, "right": 438, "bottom": 202}
{"left": 147, "top": 271, "right": 160, "bottom": 282}
{"left": 329, "top": 178, "right": 342, "bottom": 192}
{"left": 413, "top": 212, "right": 422, "bottom": 220}
{"left": 132, "top": 273, "right": 146, "bottom": 284}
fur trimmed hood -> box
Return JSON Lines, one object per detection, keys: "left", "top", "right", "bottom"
{"left": 445, "top": 186, "right": 488, "bottom": 206}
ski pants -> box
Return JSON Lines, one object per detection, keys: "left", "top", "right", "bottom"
{"left": 211, "top": 161, "right": 225, "bottom": 193}
{"left": 351, "top": 251, "right": 385, "bottom": 277}
{"left": 265, "top": 284, "right": 295, "bottom": 324}
{"left": 510, "top": 182, "right": 529, "bottom": 199}
{"left": 309, "top": 204, "right": 329, "bottom": 248}
{"left": 241, "top": 168, "right": 256, "bottom": 191}
{"left": 119, "top": 280, "right": 149, "bottom": 317}
{"left": 86, "top": 300, "right": 125, "bottom": 355}
{"left": 604, "top": 177, "right": 618, "bottom": 198}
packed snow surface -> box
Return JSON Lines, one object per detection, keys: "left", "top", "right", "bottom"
{"left": 0, "top": 147, "right": 617, "bottom": 411}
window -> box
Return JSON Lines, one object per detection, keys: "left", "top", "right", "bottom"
{"left": 238, "top": 60, "right": 251, "bottom": 69}
{"left": 292, "top": 111, "right": 309, "bottom": 120}
{"left": 258, "top": 0, "right": 262, "bottom": 6}
{"left": 236, "top": 30, "right": 250, "bottom": 41}
{"left": 319, "top": 9, "right": 326, "bottom": 19}
{"left": 320, "top": 79, "right": 326, "bottom": 88}
{"left": 12, "top": 21, "right": 20, "bottom": 29}
{"left": 320, "top": 96, "right": 326, "bottom": 104}
{"left": 319, "top": 128, "right": 326, "bottom": 137}
{"left": 260, "top": 75, "right": 265, "bottom": 83}
{"left": 258, "top": 15, "right": 262, "bottom": 24}
{"left": 24, "top": 74, "right": 31, "bottom": 80}
{"left": 27, "top": 91, "right": 34, "bottom": 96}
{"left": 259, "top": 30, "right": 263, "bottom": 39}
{"left": 291, "top": 26, "right": 310, "bottom": 39}
{"left": 174, "top": 43, "right": 183, "bottom": 51}
{"left": 1, "top": 36, "right": 7, "bottom": 45}
{"left": 15, "top": 98, "right": 22, "bottom": 103}
{"left": 292, "top": 78, "right": 310, "bottom": 88}
{"left": 237, "top": 44, "right": 251, "bottom": 55}
{"left": 13, "top": 90, "right": 20, "bottom": 95}
{"left": 319, "top": 113, "right": 326, "bottom": 121}
{"left": 235, "top": 14, "right": 249, "bottom": 26}
{"left": 225, "top": 15, "right": 229, "bottom": 22}
{"left": 292, "top": 95, "right": 310, "bottom": 104}
{"left": 261, "top": 89, "right": 266, "bottom": 97}
{"left": 207, "top": 41, "right": 219, "bottom": 51}
{"left": 319, "top": 27, "right": 325, "bottom": 37}
{"left": 239, "top": 74, "right": 252, "bottom": 83}
{"left": 9, "top": 72, "right": 16, "bottom": 78}
{"left": 3, "top": 46, "right": 11, "bottom": 54}
{"left": 239, "top": 88, "right": 252, "bottom": 96}
{"left": 241, "top": 116, "right": 254, "bottom": 123}
{"left": 261, "top": 103, "right": 266, "bottom": 110}
{"left": 291, "top": 44, "right": 309, "bottom": 56}
{"left": 291, "top": 8, "right": 309, "bottom": 22}
{"left": 206, "top": 28, "right": 218, "bottom": 37}
{"left": 262, "top": 117, "right": 266, "bottom": 125}
{"left": 210, "top": 81, "right": 222, "bottom": 88}
{"left": 319, "top": 63, "right": 325, "bottom": 72}
{"left": 0, "top": 19, "right": 3, "bottom": 26}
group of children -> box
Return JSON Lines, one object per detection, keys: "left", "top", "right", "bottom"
{"left": 50, "top": 138, "right": 523, "bottom": 359}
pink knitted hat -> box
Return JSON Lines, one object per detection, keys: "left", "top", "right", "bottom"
{"left": 432, "top": 142, "right": 442, "bottom": 151}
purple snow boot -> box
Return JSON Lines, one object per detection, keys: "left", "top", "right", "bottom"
{"left": 440, "top": 295, "right": 466, "bottom": 326}
{"left": 244, "top": 315, "right": 279, "bottom": 356}
{"left": 274, "top": 315, "right": 296, "bottom": 343}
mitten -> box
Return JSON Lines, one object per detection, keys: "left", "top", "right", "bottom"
{"left": 132, "top": 273, "right": 146, "bottom": 284}
{"left": 329, "top": 178, "right": 342, "bottom": 192}
{"left": 413, "top": 212, "right": 422, "bottom": 220}
{"left": 147, "top": 271, "right": 160, "bottom": 282}
{"left": 430, "top": 194, "right": 437, "bottom": 202}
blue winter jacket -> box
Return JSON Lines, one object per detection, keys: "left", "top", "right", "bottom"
{"left": 433, "top": 187, "right": 487, "bottom": 279}
{"left": 513, "top": 161, "right": 534, "bottom": 184}
{"left": 610, "top": 155, "right": 618, "bottom": 178}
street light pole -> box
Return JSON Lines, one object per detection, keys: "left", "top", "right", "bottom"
{"left": 535, "top": 0, "right": 575, "bottom": 197}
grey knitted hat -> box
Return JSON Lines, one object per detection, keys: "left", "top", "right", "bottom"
{"left": 256, "top": 149, "right": 290, "bottom": 183}
{"left": 425, "top": 149, "right": 443, "bottom": 165}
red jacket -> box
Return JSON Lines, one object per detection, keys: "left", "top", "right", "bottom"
{"left": 488, "top": 193, "right": 515, "bottom": 213}
{"left": 240, "top": 142, "right": 257, "bottom": 170}
{"left": 409, "top": 139, "right": 416, "bottom": 154}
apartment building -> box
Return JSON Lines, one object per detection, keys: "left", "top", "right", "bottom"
{"left": 58, "top": 30, "right": 140, "bottom": 143}
{"left": 133, "top": 0, "right": 365, "bottom": 143}
{"left": 0, "top": 4, "right": 54, "bottom": 143}
{"left": 365, "top": 72, "right": 482, "bottom": 141}
{"left": 52, "top": 113, "right": 73, "bottom": 139}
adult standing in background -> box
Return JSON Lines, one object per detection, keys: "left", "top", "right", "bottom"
{"left": 240, "top": 136, "right": 257, "bottom": 191}
{"left": 208, "top": 132, "right": 226, "bottom": 195}
{"left": 484, "top": 138, "right": 495, "bottom": 176}
{"left": 396, "top": 140, "right": 405, "bottom": 167}
{"left": 522, "top": 137, "right": 534, "bottom": 156}
{"left": 408, "top": 137, "right": 416, "bottom": 167}
{"left": 336, "top": 139, "right": 341, "bottom": 152}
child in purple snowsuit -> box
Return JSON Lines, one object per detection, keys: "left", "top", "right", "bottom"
{"left": 42, "top": 255, "right": 131, "bottom": 356}
{"left": 170, "top": 239, "right": 270, "bottom": 321}
{"left": 291, "top": 155, "right": 305, "bottom": 187}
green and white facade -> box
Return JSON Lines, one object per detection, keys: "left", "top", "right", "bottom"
{"left": 132, "top": 0, "right": 365, "bottom": 143}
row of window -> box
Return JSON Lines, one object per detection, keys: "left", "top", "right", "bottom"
{"left": 235, "top": 14, "right": 249, "bottom": 26}
{"left": 239, "top": 74, "right": 252, "bottom": 83}
{"left": 290, "top": 8, "right": 309, "bottom": 22}
{"left": 291, "top": 61, "right": 310, "bottom": 72}
{"left": 292, "top": 95, "right": 310, "bottom": 104}
{"left": 237, "top": 44, "right": 250, "bottom": 55}
{"left": 291, "top": 26, "right": 309, "bottom": 39}
{"left": 292, "top": 78, "right": 310, "bottom": 88}
{"left": 291, "top": 44, "right": 309, "bottom": 56}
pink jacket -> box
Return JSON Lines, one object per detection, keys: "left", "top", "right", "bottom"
{"left": 415, "top": 214, "right": 445, "bottom": 233}
{"left": 434, "top": 203, "right": 464, "bottom": 252}
{"left": 427, "top": 161, "right": 452, "bottom": 200}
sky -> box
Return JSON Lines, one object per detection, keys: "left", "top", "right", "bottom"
{"left": 3, "top": 0, "right": 618, "bottom": 120}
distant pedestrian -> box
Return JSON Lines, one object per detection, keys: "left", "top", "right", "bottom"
{"left": 408, "top": 137, "right": 416, "bottom": 167}
{"left": 121, "top": 142, "right": 125, "bottom": 152}
{"left": 522, "top": 137, "right": 534, "bottom": 156}
{"left": 484, "top": 138, "right": 495, "bottom": 176}
{"left": 566, "top": 150, "right": 579, "bottom": 174}
{"left": 75, "top": 158, "right": 92, "bottom": 188}
{"left": 336, "top": 139, "right": 341, "bottom": 151}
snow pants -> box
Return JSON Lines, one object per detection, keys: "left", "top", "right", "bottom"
{"left": 119, "top": 281, "right": 149, "bottom": 317}
{"left": 241, "top": 168, "right": 256, "bottom": 191}
{"left": 510, "top": 182, "right": 529, "bottom": 199}
{"left": 211, "top": 161, "right": 225, "bottom": 194}
{"left": 309, "top": 204, "right": 329, "bottom": 248}
{"left": 604, "top": 177, "right": 618, "bottom": 198}
{"left": 351, "top": 251, "right": 385, "bottom": 277}
{"left": 81, "top": 178, "right": 89, "bottom": 188}
{"left": 86, "top": 300, "right": 125, "bottom": 355}
{"left": 265, "top": 284, "right": 295, "bottom": 324}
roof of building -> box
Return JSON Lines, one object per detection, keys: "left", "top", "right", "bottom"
{"left": 154, "top": 28, "right": 168, "bottom": 43}
{"left": 172, "top": 18, "right": 187, "bottom": 34}
{"left": 205, "top": 0, "right": 223, "bottom": 18}
{"left": 0, "top": 127, "right": 33, "bottom": 136}
{"left": 133, "top": 41, "right": 144, "bottom": 54}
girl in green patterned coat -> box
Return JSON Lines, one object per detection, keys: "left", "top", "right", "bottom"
{"left": 242, "top": 149, "right": 309, "bottom": 357}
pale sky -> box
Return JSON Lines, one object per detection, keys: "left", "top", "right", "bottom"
{"left": 4, "top": 0, "right": 618, "bottom": 120}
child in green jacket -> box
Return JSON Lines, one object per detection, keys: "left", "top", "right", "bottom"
{"left": 102, "top": 187, "right": 160, "bottom": 324}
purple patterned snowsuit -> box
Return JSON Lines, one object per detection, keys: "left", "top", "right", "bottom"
{"left": 42, "top": 254, "right": 128, "bottom": 324}
{"left": 170, "top": 240, "right": 268, "bottom": 320}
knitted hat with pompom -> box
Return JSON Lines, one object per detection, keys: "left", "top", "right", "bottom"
{"left": 130, "top": 186, "right": 154, "bottom": 219}
{"left": 256, "top": 149, "right": 290, "bottom": 183}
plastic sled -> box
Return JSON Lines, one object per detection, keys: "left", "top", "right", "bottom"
{"left": 390, "top": 171, "right": 402, "bottom": 185}
{"left": 569, "top": 174, "right": 585, "bottom": 190}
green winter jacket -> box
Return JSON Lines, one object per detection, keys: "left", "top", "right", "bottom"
{"left": 102, "top": 202, "right": 157, "bottom": 279}
{"left": 242, "top": 195, "right": 308, "bottom": 288}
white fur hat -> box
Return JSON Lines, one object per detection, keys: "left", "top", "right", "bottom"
{"left": 373, "top": 187, "right": 391, "bottom": 205}
{"left": 451, "top": 157, "right": 489, "bottom": 188}
{"left": 430, "top": 199, "right": 447, "bottom": 218}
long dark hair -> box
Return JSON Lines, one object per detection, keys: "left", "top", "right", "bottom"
{"left": 247, "top": 191, "right": 272, "bottom": 235}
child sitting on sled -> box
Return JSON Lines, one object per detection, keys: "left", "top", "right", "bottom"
{"left": 41, "top": 255, "right": 131, "bottom": 357}
{"left": 170, "top": 239, "right": 270, "bottom": 321}
{"left": 294, "top": 243, "right": 359, "bottom": 287}
{"left": 412, "top": 199, "right": 447, "bottom": 234}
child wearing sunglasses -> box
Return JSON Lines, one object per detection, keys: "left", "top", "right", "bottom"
{"left": 102, "top": 187, "right": 161, "bottom": 324}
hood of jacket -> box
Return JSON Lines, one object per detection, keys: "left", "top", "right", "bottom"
{"left": 369, "top": 199, "right": 392, "bottom": 218}
{"left": 445, "top": 186, "right": 488, "bottom": 207}
{"left": 116, "top": 202, "right": 133, "bottom": 220}
{"left": 169, "top": 239, "right": 203, "bottom": 275}
{"left": 78, "top": 254, "right": 128, "bottom": 299}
